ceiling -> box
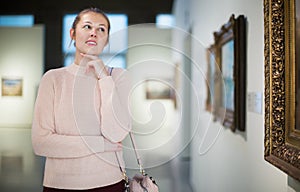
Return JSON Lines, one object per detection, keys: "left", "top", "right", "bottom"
{"left": 0, "top": 0, "right": 174, "bottom": 24}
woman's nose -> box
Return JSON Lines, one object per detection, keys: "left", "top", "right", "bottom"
{"left": 90, "top": 29, "right": 97, "bottom": 37}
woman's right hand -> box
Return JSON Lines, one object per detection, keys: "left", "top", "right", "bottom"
{"left": 104, "top": 138, "right": 122, "bottom": 152}
{"left": 81, "top": 53, "right": 108, "bottom": 80}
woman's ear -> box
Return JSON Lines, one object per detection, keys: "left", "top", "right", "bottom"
{"left": 70, "top": 28, "right": 75, "bottom": 40}
{"left": 105, "top": 36, "right": 109, "bottom": 46}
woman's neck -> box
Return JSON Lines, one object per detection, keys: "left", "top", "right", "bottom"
{"left": 74, "top": 52, "right": 84, "bottom": 65}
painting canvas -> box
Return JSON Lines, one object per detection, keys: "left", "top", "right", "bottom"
{"left": 206, "top": 45, "right": 217, "bottom": 112}
{"left": 221, "top": 39, "right": 234, "bottom": 112}
{"left": 145, "top": 79, "right": 173, "bottom": 100}
{"left": 1, "top": 77, "right": 23, "bottom": 96}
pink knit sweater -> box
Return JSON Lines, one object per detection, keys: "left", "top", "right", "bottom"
{"left": 32, "top": 63, "right": 131, "bottom": 189}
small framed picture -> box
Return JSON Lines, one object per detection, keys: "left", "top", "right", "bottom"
{"left": 1, "top": 77, "right": 23, "bottom": 96}
{"left": 145, "top": 79, "right": 173, "bottom": 100}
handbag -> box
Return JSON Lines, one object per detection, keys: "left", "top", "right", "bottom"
{"left": 115, "top": 132, "right": 159, "bottom": 192}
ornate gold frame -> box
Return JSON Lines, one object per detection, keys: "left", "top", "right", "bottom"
{"left": 264, "top": 0, "right": 300, "bottom": 181}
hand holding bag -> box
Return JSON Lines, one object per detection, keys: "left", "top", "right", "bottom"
{"left": 116, "top": 132, "right": 159, "bottom": 192}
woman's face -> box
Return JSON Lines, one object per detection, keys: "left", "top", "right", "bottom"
{"left": 70, "top": 12, "right": 109, "bottom": 56}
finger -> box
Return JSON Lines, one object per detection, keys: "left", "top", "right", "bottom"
{"left": 80, "top": 53, "right": 99, "bottom": 60}
{"left": 81, "top": 54, "right": 105, "bottom": 70}
{"left": 86, "top": 62, "right": 96, "bottom": 69}
{"left": 85, "top": 62, "right": 96, "bottom": 74}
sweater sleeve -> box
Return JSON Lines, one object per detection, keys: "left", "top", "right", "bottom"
{"left": 31, "top": 71, "right": 105, "bottom": 159}
{"left": 98, "top": 68, "right": 132, "bottom": 143}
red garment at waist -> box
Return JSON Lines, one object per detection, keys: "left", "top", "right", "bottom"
{"left": 43, "top": 180, "right": 125, "bottom": 192}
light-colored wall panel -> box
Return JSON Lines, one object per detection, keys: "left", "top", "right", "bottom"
{"left": 0, "top": 25, "right": 44, "bottom": 128}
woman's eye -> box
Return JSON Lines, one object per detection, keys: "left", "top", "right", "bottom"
{"left": 83, "top": 25, "right": 91, "bottom": 29}
{"left": 99, "top": 27, "right": 106, "bottom": 32}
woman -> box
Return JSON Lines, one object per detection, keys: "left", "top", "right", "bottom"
{"left": 32, "top": 8, "right": 131, "bottom": 191}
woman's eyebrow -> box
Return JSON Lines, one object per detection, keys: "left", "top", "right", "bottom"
{"left": 83, "top": 21, "right": 92, "bottom": 24}
{"left": 82, "top": 21, "right": 107, "bottom": 27}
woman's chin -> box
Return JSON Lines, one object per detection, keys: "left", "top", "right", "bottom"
{"left": 85, "top": 48, "right": 103, "bottom": 55}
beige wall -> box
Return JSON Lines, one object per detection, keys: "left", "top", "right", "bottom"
{"left": 125, "top": 24, "right": 183, "bottom": 169}
{"left": 172, "top": 0, "right": 300, "bottom": 191}
{"left": 0, "top": 25, "right": 45, "bottom": 191}
{"left": 0, "top": 26, "right": 44, "bottom": 128}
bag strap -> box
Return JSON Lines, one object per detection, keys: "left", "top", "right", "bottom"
{"left": 115, "top": 152, "right": 129, "bottom": 183}
{"left": 115, "top": 132, "right": 145, "bottom": 177}
{"left": 129, "top": 132, "right": 145, "bottom": 175}
{"left": 108, "top": 67, "right": 114, "bottom": 76}
{"left": 111, "top": 66, "right": 145, "bottom": 176}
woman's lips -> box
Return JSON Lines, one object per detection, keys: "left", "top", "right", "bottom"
{"left": 86, "top": 40, "right": 97, "bottom": 46}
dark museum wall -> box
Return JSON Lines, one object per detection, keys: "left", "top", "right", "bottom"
{"left": 0, "top": 0, "right": 173, "bottom": 72}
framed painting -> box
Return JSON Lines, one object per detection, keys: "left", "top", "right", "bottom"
{"left": 264, "top": 0, "right": 300, "bottom": 181}
{"left": 1, "top": 77, "right": 23, "bottom": 96}
{"left": 213, "top": 14, "right": 247, "bottom": 132}
{"left": 145, "top": 79, "right": 174, "bottom": 100}
{"left": 206, "top": 44, "right": 217, "bottom": 113}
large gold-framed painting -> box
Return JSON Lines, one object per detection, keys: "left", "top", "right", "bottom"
{"left": 264, "top": 0, "right": 300, "bottom": 181}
